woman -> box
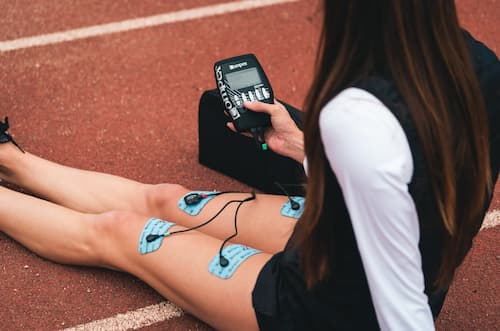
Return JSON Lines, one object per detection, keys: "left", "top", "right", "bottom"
{"left": 1, "top": 1, "right": 498, "bottom": 330}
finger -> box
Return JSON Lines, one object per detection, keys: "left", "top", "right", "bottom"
{"left": 226, "top": 122, "right": 237, "bottom": 132}
{"left": 226, "top": 122, "right": 253, "bottom": 138}
{"left": 243, "top": 101, "right": 279, "bottom": 115}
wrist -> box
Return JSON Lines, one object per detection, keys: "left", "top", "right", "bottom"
{"left": 285, "top": 128, "right": 305, "bottom": 163}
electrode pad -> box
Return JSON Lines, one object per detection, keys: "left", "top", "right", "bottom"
{"left": 280, "top": 197, "right": 305, "bottom": 219}
{"left": 208, "top": 244, "right": 261, "bottom": 279}
{"left": 178, "top": 191, "right": 219, "bottom": 215}
{"left": 138, "top": 218, "right": 176, "bottom": 254}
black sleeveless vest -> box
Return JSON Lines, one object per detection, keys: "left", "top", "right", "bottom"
{"left": 253, "top": 31, "right": 499, "bottom": 330}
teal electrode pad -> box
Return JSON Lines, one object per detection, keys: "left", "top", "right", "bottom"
{"left": 178, "top": 191, "right": 219, "bottom": 215}
{"left": 138, "top": 218, "right": 176, "bottom": 254}
{"left": 281, "top": 197, "right": 305, "bottom": 219}
{"left": 208, "top": 244, "right": 261, "bottom": 279}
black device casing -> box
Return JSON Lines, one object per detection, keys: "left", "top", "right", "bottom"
{"left": 214, "top": 54, "right": 272, "bottom": 132}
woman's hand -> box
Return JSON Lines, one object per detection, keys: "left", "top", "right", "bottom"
{"left": 226, "top": 100, "right": 305, "bottom": 163}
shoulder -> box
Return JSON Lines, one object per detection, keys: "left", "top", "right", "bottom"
{"left": 463, "top": 30, "right": 500, "bottom": 69}
{"left": 320, "top": 87, "right": 400, "bottom": 131}
{"left": 319, "top": 87, "right": 413, "bottom": 184}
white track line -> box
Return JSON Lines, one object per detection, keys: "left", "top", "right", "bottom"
{"left": 481, "top": 209, "right": 500, "bottom": 230}
{"left": 61, "top": 301, "right": 183, "bottom": 331}
{"left": 60, "top": 210, "right": 498, "bottom": 331}
{"left": 0, "top": 0, "right": 299, "bottom": 53}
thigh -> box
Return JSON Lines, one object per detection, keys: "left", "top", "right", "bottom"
{"left": 96, "top": 211, "right": 270, "bottom": 331}
{"left": 148, "top": 184, "right": 299, "bottom": 254}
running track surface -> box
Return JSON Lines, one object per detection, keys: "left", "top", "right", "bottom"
{"left": 0, "top": 1, "right": 498, "bottom": 330}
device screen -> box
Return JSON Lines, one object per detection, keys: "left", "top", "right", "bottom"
{"left": 225, "top": 67, "right": 262, "bottom": 90}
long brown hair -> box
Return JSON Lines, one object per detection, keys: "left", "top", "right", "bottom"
{"left": 294, "top": 0, "right": 491, "bottom": 290}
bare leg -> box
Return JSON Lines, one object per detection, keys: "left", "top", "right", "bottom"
{"left": 0, "top": 184, "right": 98, "bottom": 265}
{"left": 0, "top": 143, "right": 150, "bottom": 214}
{"left": 0, "top": 143, "right": 297, "bottom": 253}
{"left": 0, "top": 185, "right": 268, "bottom": 331}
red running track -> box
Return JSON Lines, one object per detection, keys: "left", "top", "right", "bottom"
{"left": 0, "top": 0, "right": 498, "bottom": 330}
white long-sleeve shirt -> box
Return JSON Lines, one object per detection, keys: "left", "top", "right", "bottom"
{"left": 315, "top": 87, "right": 435, "bottom": 330}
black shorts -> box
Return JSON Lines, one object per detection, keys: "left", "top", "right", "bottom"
{"left": 251, "top": 247, "right": 314, "bottom": 331}
{"left": 251, "top": 246, "right": 383, "bottom": 331}
{"left": 252, "top": 252, "right": 288, "bottom": 330}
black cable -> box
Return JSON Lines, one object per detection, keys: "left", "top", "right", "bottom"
{"left": 274, "top": 181, "right": 301, "bottom": 210}
{"left": 250, "top": 127, "right": 267, "bottom": 151}
{"left": 217, "top": 192, "right": 256, "bottom": 266}
{"left": 146, "top": 191, "right": 256, "bottom": 267}
{"left": 146, "top": 197, "right": 244, "bottom": 242}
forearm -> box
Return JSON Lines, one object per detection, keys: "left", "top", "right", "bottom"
{"left": 283, "top": 128, "right": 305, "bottom": 164}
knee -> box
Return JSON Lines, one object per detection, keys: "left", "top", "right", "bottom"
{"left": 144, "top": 183, "right": 187, "bottom": 216}
{"left": 89, "top": 210, "right": 142, "bottom": 267}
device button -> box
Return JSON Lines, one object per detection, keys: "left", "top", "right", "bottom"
{"left": 248, "top": 91, "right": 255, "bottom": 101}
{"left": 255, "top": 89, "right": 263, "bottom": 100}
{"left": 262, "top": 87, "right": 270, "bottom": 99}
{"left": 241, "top": 93, "right": 248, "bottom": 102}
{"left": 233, "top": 95, "right": 242, "bottom": 106}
